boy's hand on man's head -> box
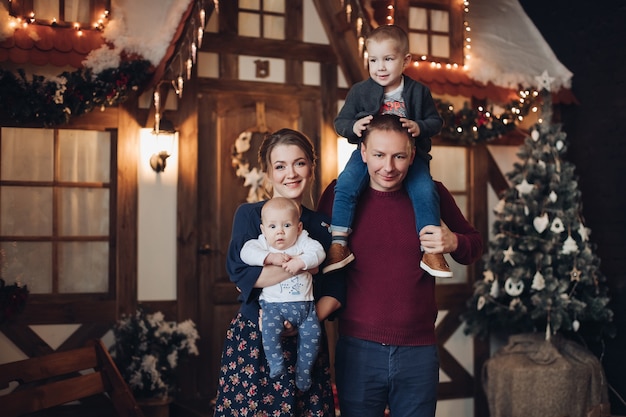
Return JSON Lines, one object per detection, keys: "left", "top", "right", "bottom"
{"left": 400, "top": 117, "right": 420, "bottom": 137}
{"left": 353, "top": 115, "right": 374, "bottom": 137}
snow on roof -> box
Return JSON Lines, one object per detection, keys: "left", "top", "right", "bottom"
{"left": 466, "top": 0, "right": 573, "bottom": 91}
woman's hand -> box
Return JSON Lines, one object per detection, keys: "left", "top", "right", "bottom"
{"left": 281, "top": 320, "right": 298, "bottom": 337}
{"left": 259, "top": 310, "right": 299, "bottom": 336}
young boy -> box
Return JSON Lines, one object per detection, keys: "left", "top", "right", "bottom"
{"left": 240, "top": 197, "right": 326, "bottom": 391}
{"left": 324, "top": 24, "right": 452, "bottom": 278}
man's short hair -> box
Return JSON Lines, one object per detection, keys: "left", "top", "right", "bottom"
{"left": 362, "top": 114, "right": 415, "bottom": 147}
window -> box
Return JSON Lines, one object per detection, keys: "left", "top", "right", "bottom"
{"left": 238, "top": 0, "right": 285, "bottom": 40}
{"left": 0, "top": 128, "right": 114, "bottom": 296}
{"left": 408, "top": 1, "right": 464, "bottom": 64}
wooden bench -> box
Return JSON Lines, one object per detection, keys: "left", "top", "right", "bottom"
{"left": 0, "top": 339, "right": 144, "bottom": 417}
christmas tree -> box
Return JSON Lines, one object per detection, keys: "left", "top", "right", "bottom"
{"left": 463, "top": 72, "right": 614, "bottom": 342}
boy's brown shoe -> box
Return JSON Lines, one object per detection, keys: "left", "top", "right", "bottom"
{"left": 420, "top": 253, "right": 453, "bottom": 278}
{"left": 322, "top": 243, "right": 355, "bottom": 274}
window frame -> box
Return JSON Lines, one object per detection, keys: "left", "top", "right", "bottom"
{"left": 407, "top": 0, "right": 465, "bottom": 65}
{"left": 0, "top": 126, "right": 119, "bottom": 323}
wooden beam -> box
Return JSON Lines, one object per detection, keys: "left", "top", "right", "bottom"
{"left": 312, "top": 0, "right": 368, "bottom": 85}
{"left": 200, "top": 33, "right": 336, "bottom": 63}
{"left": 198, "top": 78, "right": 321, "bottom": 98}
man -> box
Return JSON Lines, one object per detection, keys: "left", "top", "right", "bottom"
{"left": 326, "top": 114, "right": 483, "bottom": 417}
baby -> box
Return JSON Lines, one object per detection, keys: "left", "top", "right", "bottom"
{"left": 240, "top": 197, "right": 326, "bottom": 391}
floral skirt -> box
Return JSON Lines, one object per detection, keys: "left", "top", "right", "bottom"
{"left": 214, "top": 312, "right": 336, "bottom": 417}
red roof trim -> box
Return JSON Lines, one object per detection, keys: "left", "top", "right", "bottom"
{"left": 0, "top": 24, "right": 104, "bottom": 68}
{"left": 405, "top": 64, "right": 577, "bottom": 105}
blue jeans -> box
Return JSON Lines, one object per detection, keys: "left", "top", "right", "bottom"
{"left": 331, "top": 148, "right": 440, "bottom": 234}
{"left": 335, "top": 336, "right": 439, "bottom": 417}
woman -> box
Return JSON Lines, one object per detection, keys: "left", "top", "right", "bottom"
{"left": 214, "top": 128, "right": 343, "bottom": 417}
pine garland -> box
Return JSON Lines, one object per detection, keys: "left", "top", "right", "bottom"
{"left": 0, "top": 60, "right": 152, "bottom": 127}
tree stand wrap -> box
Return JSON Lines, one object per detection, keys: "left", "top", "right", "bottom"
{"left": 483, "top": 333, "right": 611, "bottom": 417}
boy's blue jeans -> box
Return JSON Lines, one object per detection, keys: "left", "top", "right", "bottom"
{"left": 331, "top": 148, "right": 440, "bottom": 234}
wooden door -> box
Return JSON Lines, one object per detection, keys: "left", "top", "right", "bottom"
{"left": 194, "top": 91, "right": 307, "bottom": 399}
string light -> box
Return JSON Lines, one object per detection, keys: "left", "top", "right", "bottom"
{"left": 7, "top": 6, "right": 109, "bottom": 34}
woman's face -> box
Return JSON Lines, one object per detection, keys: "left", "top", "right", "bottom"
{"left": 267, "top": 144, "right": 313, "bottom": 202}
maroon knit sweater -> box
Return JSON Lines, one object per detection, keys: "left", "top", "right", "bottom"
{"left": 330, "top": 182, "right": 482, "bottom": 346}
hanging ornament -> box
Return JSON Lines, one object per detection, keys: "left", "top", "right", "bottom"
{"left": 533, "top": 213, "right": 549, "bottom": 233}
{"left": 524, "top": 205, "right": 529, "bottom": 216}
{"left": 570, "top": 266, "right": 581, "bottom": 281}
{"left": 561, "top": 235, "right": 579, "bottom": 255}
{"left": 578, "top": 223, "right": 590, "bottom": 241}
{"left": 503, "top": 246, "right": 516, "bottom": 265}
{"left": 531, "top": 271, "right": 545, "bottom": 291}
{"left": 515, "top": 179, "right": 534, "bottom": 195}
{"left": 572, "top": 319, "right": 580, "bottom": 332}
{"left": 504, "top": 277, "right": 524, "bottom": 297}
{"left": 556, "top": 140, "right": 564, "bottom": 151}
{"left": 490, "top": 280, "right": 500, "bottom": 298}
{"left": 549, "top": 191, "right": 558, "bottom": 203}
{"left": 538, "top": 160, "right": 546, "bottom": 169}
{"left": 483, "top": 270, "right": 495, "bottom": 282}
{"left": 531, "top": 129, "right": 540, "bottom": 141}
{"left": 494, "top": 199, "right": 505, "bottom": 214}
{"left": 477, "top": 296, "right": 486, "bottom": 311}
{"left": 550, "top": 217, "right": 565, "bottom": 233}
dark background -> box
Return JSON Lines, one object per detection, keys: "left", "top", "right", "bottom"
{"left": 520, "top": 1, "right": 626, "bottom": 414}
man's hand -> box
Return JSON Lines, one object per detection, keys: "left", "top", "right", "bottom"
{"left": 420, "top": 222, "right": 458, "bottom": 254}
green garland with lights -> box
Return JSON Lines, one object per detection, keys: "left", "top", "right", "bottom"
{"left": 0, "top": 60, "right": 152, "bottom": 127}
{"left": 435, "top": 92, "right": 539, "bottom": 144}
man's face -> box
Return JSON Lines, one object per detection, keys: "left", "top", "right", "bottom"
{"left": 360, "top": 128, "right": 415, "bottom": 192}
